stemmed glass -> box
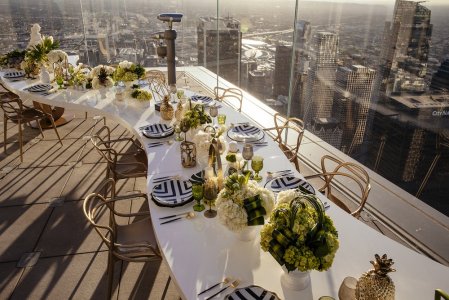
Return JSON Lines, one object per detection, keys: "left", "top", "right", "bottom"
{"left": 203, "top": 179, "right": 218, "bottom": 218}
{"left": 242, "top": 143, "right": 254, "bottom": 171}
{"left": 174, "top": 124, "right": 184, "bottom": 141}
{"left": 251, "top": 155, "right": 264, "bottom": 182}
{"left": 209, "top": 105, "right": 218, "bottom": 126}
{"left": 192, "top": 183, "right": 205, "bottom": 212}
{"left": 180, "top": 119, "right": 190, "bottom": 142}
{"left": 170, "top": 84, "right": 177, "bottom": 104}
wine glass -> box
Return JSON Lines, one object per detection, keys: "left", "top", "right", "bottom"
{"left": 180, "top": 119, "right": 190, "bottom": 142}
{"left": 192, "top": 183, "right": 205, "bottom": 212}
{"left": 56, "top": 76, "right": 64, "bottom": 89}
{"left": 251, "top": 155, "right": 264, "bottom": 182}
{"left": 170, "top": 84, "right": 177, "bottom": 104}
{"left": 242, "top": 144, "right": 254, "bottom": 171}
{"left": 203, "top": 179, "right": 218, "bottom": 218}
{"left": 209, "top": 105, "right": 218, "bottom": 125}
{"left": 174, "top": 124, "right": 184, "bottom": 141}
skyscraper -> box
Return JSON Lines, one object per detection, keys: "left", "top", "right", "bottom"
{"left": 197, "top": 17, "right": 242, "bottom": 85}
{"left": 430, "top": 59, "right": 449, "bottom": 92}
{"left": 273, "top": 44, "right": 292, "bottom": 99}
{"left": 334, "top": 65, "right": 376, "bottom": 154}
{"left": 375, "top": 0, "right": 432, "bottom": 97}
{"left": 303, "top": 31, "right": 339, "bottom": 132}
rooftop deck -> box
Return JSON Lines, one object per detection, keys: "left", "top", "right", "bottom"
{"left": 0, "top": 71, "right": 448, "bottom": 298}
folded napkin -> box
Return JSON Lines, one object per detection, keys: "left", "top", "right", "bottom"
{"left": 234, "top": 133, "right": 260, "bottom": 142}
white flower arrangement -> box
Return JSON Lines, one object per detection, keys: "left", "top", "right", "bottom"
{"left": 216, "top": 174, "right": 275, "bottom": 232}
{"left": 47, "top": 50, "right": 68, "bottom": 65}
{"left": 118, "top": 60, "right": 133, "bottom": 69}
{"left": 90, "top": 65, "right": 115, "bottom": 89}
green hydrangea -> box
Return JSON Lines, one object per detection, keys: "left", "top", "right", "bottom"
{"left": 260, "top": 191, "right": 339, "bottom": 272}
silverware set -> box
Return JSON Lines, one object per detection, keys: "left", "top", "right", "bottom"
{"left": 147, "top": 141, "right": 173, "bottom": 148}
{"left": 159, "top": 211, "right": 195, "bottom": 225}
{"left": 198, "top": 277, "right": 240, "bottom": 299}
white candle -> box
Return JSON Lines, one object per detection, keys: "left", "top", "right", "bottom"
{"left": 204, "top": 167, "right": 214, "bottom": 179}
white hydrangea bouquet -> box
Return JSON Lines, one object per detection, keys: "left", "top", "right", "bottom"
{"left": 113, "top": 60, "right": 145, "bottom": 82}
{"left": 90, "top": 65, "right": 115, "bottom": 89}
{"left": 47, "top": 49, "right": 68, "bottom": 71}
{"left": 216, "top": 173, "right": 275, "bottom": 232}
{"left": 260, "top": 190, "right": 339, "bottom": 272}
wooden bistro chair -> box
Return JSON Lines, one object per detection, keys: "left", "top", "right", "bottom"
{"left": 264, "top": 112, "right": 305, "bottom": 171}
{"left": 83, "top": 178, "right": 161, "bottom": 299}
{"left": 435, "top": 289, "right": 449, "bottom": 300}
{"left": 1, "top": 92, "right": 62, "bottom": 162}
{"left": 214, "top": 86, "right": 244, "bottom": 112}
{"left": 305, "top": 155, "right": 371, "bottom": 218}
{"left": 91, "top": 125, "right": 147, "bottom": 183}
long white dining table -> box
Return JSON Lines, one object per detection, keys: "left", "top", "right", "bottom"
{"left": 2, "top": 72, "right": 449, "bottom": 300}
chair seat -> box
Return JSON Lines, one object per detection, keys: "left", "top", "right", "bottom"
{"left": 116, "top": 217, "right": 159, "bottom": 255}
{"left": 8, "top": 108, "right": 45, "bottom": 122}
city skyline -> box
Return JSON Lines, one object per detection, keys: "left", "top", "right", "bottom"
{"left": 0, "top": 0, "right": 448, "bottom": 215}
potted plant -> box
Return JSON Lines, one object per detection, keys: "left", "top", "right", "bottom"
{"left": 260, "top": 190, "right": 339, "bottom": 290}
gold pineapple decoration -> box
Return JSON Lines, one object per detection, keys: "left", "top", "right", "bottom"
{"left": 355, "top": 254, "right": 396, "bottom": 300}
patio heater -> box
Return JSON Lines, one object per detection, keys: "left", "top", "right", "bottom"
{"left": 154, "top": 13, "right": 183, "bottom": 87}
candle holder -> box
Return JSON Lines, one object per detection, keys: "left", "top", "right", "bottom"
{"left": 180, "top": 141, "right": 196, "bottom": 168}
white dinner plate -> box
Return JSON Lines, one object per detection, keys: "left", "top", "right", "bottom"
{"left": 225, "top": 285, "right": 280, "bottom": 300}
{"left": 227, "top": 124, "right": 264, "bottom": 142}
{"left": 142, "top": 124, "right": 174, "bottom": 139}
{"left": 152, "top": 179, "right": 193, "bottom": 207}
{"left": 26, "top": 84, "right": 53, "bottom": 93}
{"left": 265, "top": 175, "right": 315, "bottom": 194}
{"left": 3, "top": 71, "right": 25, "bottom": 78}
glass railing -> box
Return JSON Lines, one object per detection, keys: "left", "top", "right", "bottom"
{"left": 0, "top": 0, "right": 448, "bottom": 219}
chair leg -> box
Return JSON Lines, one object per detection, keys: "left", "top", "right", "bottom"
{"left": 48, "top": 116, "right": 63, "bottom": 146}
{"left": 107, "top": 252, "right": 115, "bottom": 300}
{"left": 18, "top": 120, "right": 23, "bottom": 162}
{"left": 3, "top": 115, "right": 7, "bottom": 154}
{"left": 36, "top": 119, "right": 45, "bottom": 139}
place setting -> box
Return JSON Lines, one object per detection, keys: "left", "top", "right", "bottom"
{"left": 23, "top": 83, "right": 56, "bottom": 96}
{"left": 2, "top": 70, "right": 26, "bottom": 81}
{"left": 150, "top": 175, "right": 194, "bottom": 207}
{"left": 227, "top": 123, "right": 266, "bottom": 146}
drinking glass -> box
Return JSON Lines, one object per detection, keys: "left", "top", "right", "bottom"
{"left": 174, "top": 124, "right": 184, "bottom": 141}
{"left": 242, "top": 144, "right": 254, "bottom": 170}
{"left": 56, "top": 76, "right": 64, "bottom": 89}
{"left": 209, "top": 105, "right": 218, "bottom": 125}
{"left": 251, "top": 155, "right": 264, "bottom": 182}
{"left": 180, "top": 119, "right": 190, "bottom": 141}
{"left": 203, "top": 179, "right": 218, "bottom": 218}
{"left": 170, "top": 84, "right": 177, "bottom": 104}
{"left": 192, "top": 183, "right": 205, "bottom": 212}
{"left": 217, "top": 114, "right": 226, "bottom": 125}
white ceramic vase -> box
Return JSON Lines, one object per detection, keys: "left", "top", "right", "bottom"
{"left": 281, "top": 267, "right": 311, "bottom": 291}
{"left": 234, "top": 226, "right": 258, "bottom": 242}
{"left": 131, "top": 100, "right": 151, "bottom": 109}
{"left": 40, "top": 65, "right": 50, "bottom": 83}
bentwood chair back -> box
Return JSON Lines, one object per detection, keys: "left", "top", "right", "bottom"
{"left": 0, "top": 93, "right": 62, "bottom": 162}
{"left": 91, "top": 125, "right": 147, "bottom": 182}
{"left": 145, "top": 70, "right": 170, "bottom": 100}
{"left": 214, "top": 86, "right": 244, "bottom": 112}
{"left": 264, "top": 112, "right": 305, "bottom": 171}
{"left": 435, "top": 289, "right": 449, "bottom": 300}
{"left": 305, "top": 155, "right": 371, "bottom": 218}
{"left": 83, "top": 178, "right": 161, "bottom": 299}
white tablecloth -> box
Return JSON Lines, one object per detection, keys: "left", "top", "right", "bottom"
{"left": 2, "top": 73, "right": 449, "bottom": 300}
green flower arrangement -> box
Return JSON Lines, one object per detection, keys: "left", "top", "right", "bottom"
{"left": 260, "top": 190, "right": 339, "bottom": 272}
{"left": 0, "top": 49, "right": 26, "bottom": 68}
{"left": 113, "top": 60, "right": 145, "bottom": 82}
{"left": 26, "top": 36, "right": 59, "bottom": 65}
{"left": 181, "top": 104, "right": 212, "bottom": 129}
{"left": 131, "top": 89, "right": 152, "bottom": 102}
